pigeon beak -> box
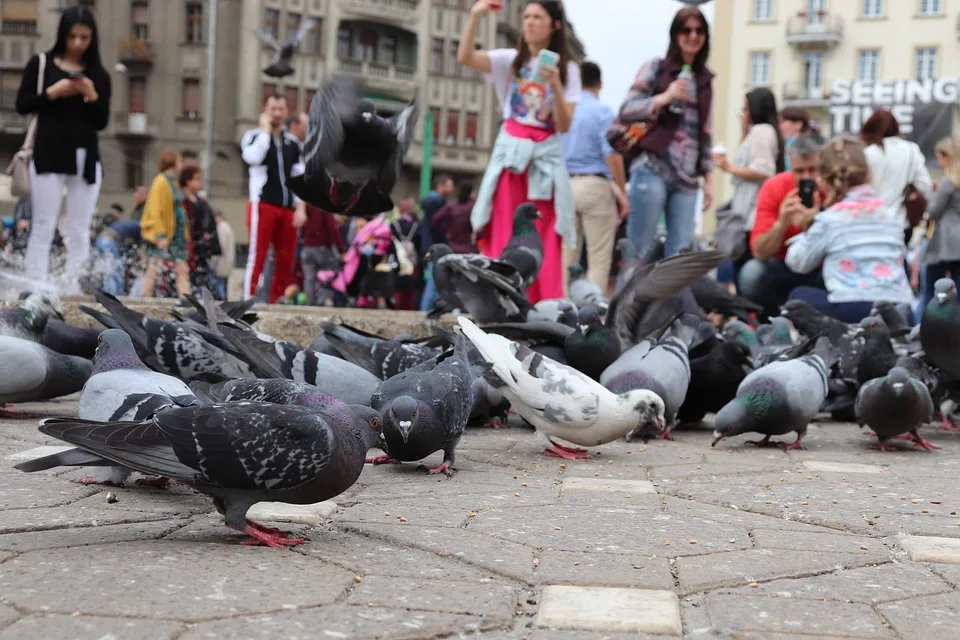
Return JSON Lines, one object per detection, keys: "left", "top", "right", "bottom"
{"left": 892, "top": 382, "right": 905, "bottom": 393}
{"left": 579, "top": 324, "right": 589, "bottom": 334}
{"left": 937, "top": 293, "right": 947, "bottom": 303}
{"left": 397, "top": 419, "right": 413, "bottom": 443}
{"left": 779, "top": 308, "right": 788, "bottom": 316}
{"left": 657, "top": 415, "right": 666, "bottom": 432}
{"left": 711, "top": 430, "right": 724, "bottom": 447}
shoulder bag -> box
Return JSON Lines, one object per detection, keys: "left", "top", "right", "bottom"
{"left": 606, "top": 58, "right": 663, "bottom": 163}
{"left": 5, "top": 53, "right": 46, "bottom": 198}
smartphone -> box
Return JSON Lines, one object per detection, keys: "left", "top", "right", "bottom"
{"left": 533, "top": 49, "right": 560, "bottom": 85}
{"left": 67, "top": 71, "right": 85, "bottom": 80}
{"left": 798, "top": 178, "right": 816, "bottom": 209}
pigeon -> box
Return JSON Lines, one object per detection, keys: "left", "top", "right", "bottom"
{"left": 189, "top": 378, "right": 345, "bottom": 411}
{"left": 677, "top": 340, "right": 754, "bottom": 424}
{"left": 427, "top": 245, "right": 532, "bottom": 324}
{"left": 39, "top": 318, "right": 101, "bottom": 359}
{"left": 722, "top": 320, "right": 759, "bottom": 351}
{"left": 216, "top": 324, "right": 379, "bottom": 405}
{"left": 16, "top": 329, "right": 197, "bottom": 486}
{"left": 0, "top": 290, "right": 64, "bottom": 342}
{"left": 615, "top": 237, "right": 643, "bottom": 288}
{"left": 691, "top": 276, "right": 764, "bottom": 322}
{"left": 498, "top": 203, "right": 544, "bottom": 289}
{"left": 247, "top": 17, "right": 317, "bottom": 78}
{"left": 288, "top": 74, "right": 420, "bottom": 216}
{"left": 871, "top": 301, "right": 912, "bottom": 338}
{"left": 920, "top": 278, "right": 960, "bottom": 382}
{"left": 17, "top": 401, "right": 383, "bottom": 548}
{"left": 368, "top": 333, "right": 474, "bottom": 476}
{"left": 711, "top": 337, "right": 834, "bottom": 450}
{"left": 457, "top": 317, "right": 665, "bottom": 460}
{"left": 321, "top": 321, "right": 439, "bottom": 379}
{"left": 0, "top": 335, "right": 92, "bottom": 417}
{"left": 564, "top": 305, "right": 624, "bottom": 381}
{"left": 568, "top": 264, "right": 608, "bottom": 310}
{"left": 856, "top": 367, "right": 938, "bottom": 451}
{"left": 526, "top": 298, "right": 579, "bottom": 327}
{"left": 856, "top": 317, "right": 899, "bottom": 386}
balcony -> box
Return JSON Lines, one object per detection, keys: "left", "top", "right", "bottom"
{"left": 785, "top": 14, "right": 843, "bottom": 47}
{"left": 339, "top": 0, "right": 419, "bottom": 28}
{"left": 336, "top": 59, "right": 417, "bottom": 99}
{"left": 112, "top": 112, "right": 157, "bottom": 140}
{"left": 0, "top": 20, "right": 38, "bottom": 36}
{"left": 781, "top": 82, "right": 830, "bottom": 108}
{"left": 117, "top": 37, "right": 155, "bottom": 72}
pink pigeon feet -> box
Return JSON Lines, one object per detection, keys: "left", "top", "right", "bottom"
{"left": 871, "top": 442, "right": 900, "bottom": 452}
{"left": 365, "top": 455, "right": 399, "bottom": 465}
{"left": 72, "top": 476, "right": 120, "bottom": 487}
{"left": 0, "top": 405, "right": 41, "bottom": 419}
{"left": 544, "top": 439, "right": 591, "bottom": 460}
{"left": 745, "top": 436, "right": 776, "bottom": 448}
{"left": 484, "top": 417, "right": 507, "bottom": 429}
{"left": 782, "top": 437, "right": 806, "bottom": 451}
{"left": 936, "top": 415, "right": 960, "bottom": 432}
{"left": 135, "top": 476, "right": 174, "bottom": 489}
{"left": 656, "top": 429, "right": 674, "bottom": 441}
{"left": 237, "top": 520, "right": 304, "bottom": 548}
{"left": 903, "top": 431, "right": 941, "bottom": 451}
{"left": 418, "top": 461, "right": 455, "bottom": 477}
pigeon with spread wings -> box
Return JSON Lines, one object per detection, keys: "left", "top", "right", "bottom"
{"left": 247, "top": 17, "right": 317, "bottom": 78}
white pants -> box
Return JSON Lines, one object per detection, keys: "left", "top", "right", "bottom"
{"left": 27, "top": 148, "right": 102, "bottom": 283}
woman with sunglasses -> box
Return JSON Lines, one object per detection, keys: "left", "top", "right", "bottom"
{"left": 618, "top": 6, "right": 714, "bottom": 258}
{"left": 457, "top": 0, "right": 581, "bottom": 303}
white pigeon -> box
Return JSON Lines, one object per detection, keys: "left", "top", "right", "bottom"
{"left": 457, "top": 317, "right": 665, "bottom": 460}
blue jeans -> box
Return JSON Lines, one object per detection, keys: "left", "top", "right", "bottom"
{"left": 788, "top": 286, "right": 916, "bottom": 325}
{"left": 740, "top": 258, "right": 825, "bottom": 319}
{"left": 627, "top": 165, "right": 699, "bottom": 257}
{"left": 420, "top": 264, "right": 441, "bottom": 312}
{"left": 94, "top": 234, "right": 124, "bottom": 296}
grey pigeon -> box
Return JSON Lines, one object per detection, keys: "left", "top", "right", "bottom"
{"left": 568, "top": 264, "right": 608, "bottom": 311}
{"left": 499, "top": 203, "right": 544, "bottom": 290}
{"left": 247, "top": 17, "right": 317, "bottom": 78}
{"left": 40, "top": 317, "right": 101, "bottom": 359}
{"left": 190, "top": 378, "right": 344, "bottom": 411}
{"left": 217, "top": 324, "right": 379, "bottom": 405}
{"left": 368, "top": 333, "right": 474, "bottom": 476}
{"left": 0, "top": 290, "right": 64, "bottom": 342}
{"left": 321, "top": 321, "right": 439, "bottom": 379}
{"left": 0, "top": 335, "right": 91, "bottom": 417}
{"left": 856, "top": 367, "right": 937, "bottom": 451}
{"left": 756, "top": 316, "right": 795, "bottom": 347}
{"left": 18, "top": 329, "right": 197, "bottom": 486}
{"left": 288, "top": 74, "right": 420, "bottom": 216}
{"left": 920, "top": 278, "right": 960, "bottom": 381}
{"left": 526, "top": 298, "right": 579, "bottom": 327}
{"left": 427, "top": 244, "right": 532, "bottom": 324}
{"left": 17, "top": 401, "right": 383, "bottom": 548}
{"left": 856, "top": 316, "right": 899, "bottom": 386}
{"left": 712, "top": 337, "right": 834, "bottom": 450}
{"left": 458, "top": 317, "right": 665, "bottom": 460}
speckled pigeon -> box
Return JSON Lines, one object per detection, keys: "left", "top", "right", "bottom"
{"left": 427, "top": 244, "right": 532, "bottom": 324}
{"left": 856, "top": 367, "right": 938, "bottom": 451}
{"left": 499, "top": 203, "right": 543, "bottom": 290}
{"left": 17, "top": 401, "right": 383, "bottom": 548}
{"left": 321, "top": 321, "right": 439, "bottom": 379}
{"left": 189, "top": 378, "right": 345, "bottom": 411}
{"left": 0, "top": 335, "right": 91, "bottom": 417}
{"left": 458, "top": 317, "right": 665, "bottom": 460}
{"left": 367, "top": 333, "right": 474, "bottom": 476}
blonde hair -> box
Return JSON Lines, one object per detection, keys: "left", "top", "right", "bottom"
{"left": 936, "top": 137, "right": 960, "bottom": 186}
{"left": 156, "top": 149, "right": 181, "bottom": 173}
{"left": 818, "top": 136, "right": 869, "bottom": 203}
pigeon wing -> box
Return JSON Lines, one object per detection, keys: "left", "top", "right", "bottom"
{"left": 247, "top": 26, "right": 282, "bottom": 51}
{"left": 304, "top": 76, "right": 358, "bottom": 178}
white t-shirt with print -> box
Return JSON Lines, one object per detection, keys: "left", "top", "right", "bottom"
{"left": 484, "top": 48, "right": 582, "bottom": 130}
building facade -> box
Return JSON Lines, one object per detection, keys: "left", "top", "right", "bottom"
{"left": 0, "top": 0, "right": 584, "bottom": 242}
{"left": 710, "top": 0, "right": 958, "bottom": 208}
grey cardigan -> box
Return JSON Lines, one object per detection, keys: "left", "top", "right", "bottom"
{"left": 923, "top": 179, "right": 960, "bottom": 265}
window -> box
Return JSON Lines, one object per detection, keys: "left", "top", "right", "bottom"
{"left": 429, "top": 107, "right": 441, "bottom": 139}
{"left": 920, "top": 0, "right": 942, "bottom": 15}
{"left": 128, "top": 77, "right": 146, "bottom": 113}
{"left": 915, "top": 47, "right": 937, "bottom": 80}
{"left": 465, "top": 112, "right": 478, "bottom": 146}
{"left": 857, "top": 49, "right": 880, "bottom": 82}
{"left": 381, "top": 35, "right": 397, "bottom": 64}
{"left": 131, "top": 1, "right": 149, "bottom": 40}
{"left": 286, "top": 12, "right": 301, "bottom": 43}
{"left": 261, "top": 82, "right": 277, "bottom": 106}
{"left": 749, "top": 52, "right": 770, "bottom": 85}
{"left": 359, "top": 30, "right": 377, "bottom": 61}
{"left": 446, "top": 109, "right": 459, "bottom": 145}
{"left": 753, "top": 0, "right": 772, "bottom": 20}
{"left": 806, "top": 0, "right": 825, "bottom": 23}
{"left": 181, "top": 78, "right": 200, "bottom": 117}
{"left": 803, "top": 51, "right": 823, "bottom": 92}
{"left": 2, "top": 0, "right": 38, "bottom": 26}
{"left": 430, "top": 38, "right": 443, "bottom": 74}
{"left": 305, "top": 89, "right": 316, "bottom": 109}
{"left": 434, "top": 8, "right": 443, "bottom": 30}
{"left": 1, "top": 21, "right": 37, "bottom": 36}
{"left": 284, "top": 87, "right": 299, "bottom": 110}
{"left": 307, "top": 19, "right": 322, "bottom": 54}
{"left": 185, "top": 2, "right": 203, "bottom": 43}
{"left": 263, "top": 8, "right": 280, "bottom": 40}
{"left": 337, "top": 27, "right": 352, "bottom": 59}
{"left": 862, "top": 0, "right": 882, "bottom": 17}
{"left": 125, "top": 149, "right": 144, "bottom": 191}
{"left": 0, "top": 71, "right": 21, "bottom": 110}
{"left": 446, "top": 40, "right": 459, "bottom": 75}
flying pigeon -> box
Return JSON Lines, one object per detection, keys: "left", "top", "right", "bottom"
{"left": 426, "top": 244, "right": 532, "bottom": 324}
{"left": 712, "top": 337, "right": 834, "bottom": 450}
{"left": 856, "top": 367, "right": 938, "bottom": 451}
{"left": 457, "top": 316, "right": 665, "bottom": 460}
{"left": 0, "top": 290, "right": 64, "bottom": 342}
{"left": 247, "top": 18, "right": 317, "bottom": 78}
{"left": 17, "top": 401, "right": 383, "bottom": 548}
{"left": 368, "top": 333, "right": 474, "bottom": 476}
{"left": 498, "top": 203, "right": 544, "bottom": 290}
{"left": 288, "top": 74, "right": 420, "bottom": 216}
{"left": 920, "top": 278, "right": 960, "bottom": 382}
{"left": 0, "top": 335, "right": 92, "bottom": 417}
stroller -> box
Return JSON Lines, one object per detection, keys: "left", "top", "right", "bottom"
{"left": 331, "top": 215, "right": 396, "bottom": 309}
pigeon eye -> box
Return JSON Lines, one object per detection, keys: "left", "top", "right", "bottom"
{"left": 370, "top": 417, "right": 380, "bottom": 429}
{"left": 97, "top": 336, "right": 103, "bottom": 345}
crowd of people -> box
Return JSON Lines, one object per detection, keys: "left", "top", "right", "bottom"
{"left": 5, "top": 2, "right": 959, "bottom": 325}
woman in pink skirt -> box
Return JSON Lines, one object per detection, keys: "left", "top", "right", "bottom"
{"left": 457, "top": 0, "right": 581, "bottom": 303}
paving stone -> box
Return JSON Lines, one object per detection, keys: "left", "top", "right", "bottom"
{"left": 705, "top": 593, "right": 893, "bottom": 638}
{"left": 0, "top": 541, "right": 355, "bottom": 620}
{"left": 179, "top": 606, "right": 495, "bottom": 639}
{"left": 676, "top": 549, "right": 883, "bottom": 593}
{"left": 527, "top": 629, "right": 669, "bottom": 640}
{"left": 750, "top": 528, "right": 889, "bottom": 556}
{"left": 536, "top": 550, "right": 674, "bottom": 589}
{"left": 67, "top": 485, "right": 212, "bottom": 517}
{"left": 346, "top": 575, "right": 516, "bottom": 619}
{"left": 879, "top": 591, "right": 960, "bottom": 638}
{"left": 0, "top": 519, "right": 186, "bottom": 552}
{"left": 0, "top": 614, "right": 182, "bottom": 639}
{"left": 561, "top": 476, "right": 656, "bottom": 494}
{"left": 803, "top": 460, "right": 885, "bottom": 474}
{"left": 246, "top": 500, "right": 337, "bottom": 525}
{"left": 536, "top": 585, "right": 681, "bottom": 635}
{"left": 159, "top": 512, "right": 313, "bottom": 545}
{"left": 900, "top": 535, "right": 960, "bottom": 563}
{"left": 0, "top": 605, "right": 19, "bottom": 627}
{"left": 722, "top": 562, "right": 951, "bottom": 604}
{"left": 662, "top": 497, "right": 833, "bottom": 533}
{"left": 0, "top": 471, "right": 96, "bottom": 510}
{"left": 0, "top": 504, "right": 177, "bottom": 535}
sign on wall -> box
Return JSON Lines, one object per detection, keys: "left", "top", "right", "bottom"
{"left": 829, "top": 77, "right": 957, "bottom": 167}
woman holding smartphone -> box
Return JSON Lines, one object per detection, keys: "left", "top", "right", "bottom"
{"left": 15, "top": 5, "right": 110, "bottom": 290}
{"left": 457, "top": 0, "right": 581, "bottom": 302}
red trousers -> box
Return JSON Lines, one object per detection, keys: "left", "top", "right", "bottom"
{"left": 244, "top": 200, "right": 298, "bottom": 303}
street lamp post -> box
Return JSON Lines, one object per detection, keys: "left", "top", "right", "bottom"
{"left": 201, "top": 0, "right": 218, "bottom": 195}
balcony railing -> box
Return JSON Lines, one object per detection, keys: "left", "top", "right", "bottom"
{"left": 785, "top": 14, "right": 843, "bottom": 46}
{"left": 781, "top": 81, "right": 830, "bottom": 106}
{"left": 117, "top": 37, "right": 155, "bottom": 67}
{"left": 337, "top": 59, "right": 416, "bottom": 84}
{"left": 112, "top": 111, "right": 157, "bottom": 138}
{"left": 0, "top": 20, "right": 38, "bottom": 36}
{"left": 340, "top": 0, "right": 419, "bottom": 22}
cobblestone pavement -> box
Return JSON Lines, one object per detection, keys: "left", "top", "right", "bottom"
{"left": 1, "top": 397, "right": 960, "bottom": 639}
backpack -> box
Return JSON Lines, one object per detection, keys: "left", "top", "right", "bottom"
{"left": 391, "top": 220, "right": 419, "bottom": 277}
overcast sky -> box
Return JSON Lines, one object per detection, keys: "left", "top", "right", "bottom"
{"left": 562, "top": 0, "right": 715, "bottom": 110}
